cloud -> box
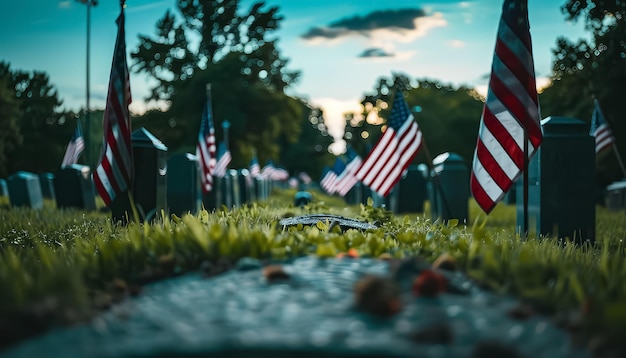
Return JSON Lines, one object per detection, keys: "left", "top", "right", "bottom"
{"left": 358, "top": 48, "right": 395, "bottom": 58}
{"left": 58, "top": 1, "right": 71, "bottom": 9}
{"left": 301, "top": 8, "right": 433, "bottom": 42}
{"left": 447, "top": 39, "right": 465, "bottom": 48}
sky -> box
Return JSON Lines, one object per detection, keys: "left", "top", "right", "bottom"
{"left": 1, "top": 0, "right": 589, "bottom": 147}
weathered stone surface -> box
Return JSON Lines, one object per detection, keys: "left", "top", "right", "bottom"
{"left": 4, "top": 256, "right": 588, "bottom": 358}
{"left": 279, "top": 214, "right": 377, "bottom": 231}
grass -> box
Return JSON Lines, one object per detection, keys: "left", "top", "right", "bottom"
{"left": 0, "top": 189, "right": 625, "bottom": 351}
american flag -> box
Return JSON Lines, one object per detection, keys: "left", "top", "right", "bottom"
{"left": 354, "top": 90, "right": 422, "bottom": 197}
{"left": 249, "top": 154, "right": 261, "bottom": 178}
{"left": 319, "top": 167, "right": 336, "bottom": 194}
{"left": 93, "top": 1, "right": 133, "bottom": 207}
{"left": 298, "top": 172, "right": 312, "bottom": 185}
{"left": 590, "top": 99, "right": 615, "bottom": 154}
{"left": 333, "top": 147, "right": 362, "bottom": 196}
{"left": 320, "top": 157, "right": 345, "bottom": 194}
{"left": 61, "top": 120, "right": 85, "bottom": 167}
{"left": 260, "top": 161, "right": 288, "bottom": 180}
{"left": 213, "top": 142, "right": 232, "bottom": 177}
{"left": 196, "top": 85, "right": 217, "bottom": 193}
{"left": 470, "top": 0, "right": 543, "bottom": 214}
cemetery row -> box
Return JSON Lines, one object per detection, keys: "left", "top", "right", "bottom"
{"left": 2, "top": 119, "right": 626, "bottom": 244}
{"left": 0, "top": 128, "right": 280, "bottom": 221}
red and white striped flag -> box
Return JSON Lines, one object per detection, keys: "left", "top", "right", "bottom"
{"left": 319, "top": 167, "right": 336, "bottom": 194}
{"left": 249, "top": 154, "right": 261, "bottom": 178}
{"left": 196, "top": 85, "right": 217, "bottom": 193}
{"left": 61, "top": 120, "right": 85, "bottom": 167}
{"left": 470, "top": 0, "right": 543, "bottom": 214}
{"left": 590, "top": 99, "right": 615, "bottom": 154}
{"left": 354, "top": 90, "right": 422, "bottom": 197}
{"left": 334, "top": 148, "right": 362, "bottom": 196}
{"left": 213, "top": 142, "right": 232, "bottom": 177}
{"left": 94, "top": 1, "right": 133, "bottom": 207}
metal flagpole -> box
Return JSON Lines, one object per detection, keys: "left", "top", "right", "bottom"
{"left": 83, "top": 0, "right": 95, "bottom": 168}
{"left": 522, "top": 128, "right": 529, "bottom": 237}
{"left": 612, "top": 144, "right": 626, "bottom": 179}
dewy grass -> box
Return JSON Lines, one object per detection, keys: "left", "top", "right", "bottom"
{"left": 0, "top": 188, "right": 625, "bottom": 347}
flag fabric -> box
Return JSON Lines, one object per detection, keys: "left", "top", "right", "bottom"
{"left": 249, "top": 154, "right": 261, "bottom": 178}
{"left": 470, "top": 0, "right": 543, "bottom": 214}
{"left": 590, "top": 99, "right": 615, "bottom": 154}
{"left": 298, "top": 172, "right": 312, "bottom": 185}
{"left": 271, "top": 166, "right": 290, "bottom": 181}
{"left": 196, "top": 86, "right": 217, "bottom": 193}
{"left": 354, "top": 90, "right": 422, "bottom": 197}
{"left": 259, "top": 161, "right": 288, "bottom": 180}
{"left": 321, "top": 157, "right": 345, "bottom": 194}
{"left": 260, "top": 161, "right": 275, "bottom": 179}
{"left": 93, "top": 1, "right": 133, "bottom": 207}
{"left": 333, "top": 148, "right": 363, "bottom": 196}
{"left": 61, "top": 120, "right": 85, "bottom": 167}
{"left": 319, "top": 167, "right": 333, "bottom": 193}
{"left": 213, "top": 142, "right": 232, "bottom": 177}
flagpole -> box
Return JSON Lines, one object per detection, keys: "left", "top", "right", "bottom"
{"left": 612, "top": 144, "right": 626, "bottom": 178}
{"left": 522, "top": 128, "right": 529, "bottom": 237}
{"left": 85, "top": 0, "right": 93, "bottom": 168}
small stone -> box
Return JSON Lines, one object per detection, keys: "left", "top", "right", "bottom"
{"left": 354, "top": 275, "right": 402, "bottom": 317}
{"left": 263, "top": 265, "right": 290, "bottom": 281}
{"left": 236, "top": 257, "right": 262, "bottom": 271}
{"left": 337, "top": 248, "right": 359, "bottom": 259}
{"left": 412, "top": 270, "right": 447, "bottom": 297}
{"left": 432, "top": 252, "right": 457, "bottom": 271}
{"left": 158, "top": 253, "right": 176, "bottom": 273}
{"left": 389, "top": 257, "right": 430, "bottom": 282}
{"left": 507, "top": 302, "right": 534, "bottom": 320}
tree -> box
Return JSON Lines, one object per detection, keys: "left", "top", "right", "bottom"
{"left": 0, "top": 62, "right": 71, "bottom": 175}
{"left": 541, "top": 1, "right": 626, "bottom": 185}
{"left": 131, "top": 0, "right": 310, "bottom": 167}
{"left": 0, "top": 75, "right": 22, "bottom": 177}
{"left": 278, "top": 103, "right": 334, "bottom": 179}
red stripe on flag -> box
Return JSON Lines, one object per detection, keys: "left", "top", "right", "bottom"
{"left": 475, "top": 139, "right": 512, "bottom": 191}
{"left": 93, "top": 3, "right": 133, "bottom": 207}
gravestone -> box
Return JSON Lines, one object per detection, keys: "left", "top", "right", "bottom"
{"left": 606, "top": 180, "right": 626, "bottom": 211}
{"left": 238, "top": 169, "right": 251, "bottom": 204}
{"left": 344, "top": 182, "right": 362, "bottom": 205}
{"left": 396, "top": 164, "right": 427, "bottom": 213}
{"left": 430, "top": 152, "right": 469, "bottom": 223}
{"left": 417, "top": 163, "right": 433, "bottom": 215}
{"left": 516, "top": 116, "right": 595, "bottom": 243}
{"left": 220, "top": 170, "right": 238, "bottom": 208}
{"left": 256, "top": 177, "right": 270, "bottom": 201}
{"left": 360, "top": 182, "right": 372, "bottom": 205}
{"left": 38, "top": 172, "right": 56, "bottom": 201}
{"left": 7, "top": 171, "right": 44, "bottom": 209}
{"left": 112, "top": 128, "right": 167, "bottom": 223}
{"left": 294, "top": 191, "right": 313, "bottom": 207}
{"left": 167, "top": 153, "right": 201, "bottom": 216}
{"left": 54, "top": 165, "right": 96, "bottom": 210}
{"left": 201, "top": 176, "right": 219, "bottom": 211}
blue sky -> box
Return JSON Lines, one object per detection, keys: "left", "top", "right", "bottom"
{"left": 1, "top": 0, "right": 589, "bottom": 141}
